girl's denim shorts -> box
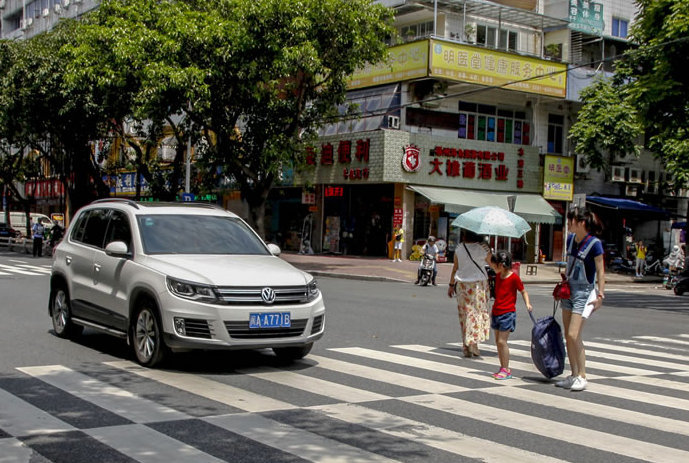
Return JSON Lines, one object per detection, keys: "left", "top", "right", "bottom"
{"left": 491, "top": 311, "right": 516, "bottom": 332}
{"left": 560, "top": 284, "right": 594, "bottom": 315}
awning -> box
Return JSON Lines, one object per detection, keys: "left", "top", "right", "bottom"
{"left": 408, "top": 185, "right": 562, "bottom": 224}
{"left": 586, "top": 196, "right": 670, "bottom": 217}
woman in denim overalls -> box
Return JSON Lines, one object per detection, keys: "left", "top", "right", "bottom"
{"left": 557, "top": 208, "right": 605, "bottom": 392}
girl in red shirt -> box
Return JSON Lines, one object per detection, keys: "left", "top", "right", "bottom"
{"left": 488, "top": 250, "right": 532, "bottom": 379}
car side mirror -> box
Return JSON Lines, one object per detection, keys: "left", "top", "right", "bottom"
{"left": 105, "top": 241, "right": 132, "bottom": 258}
{"left": 267, "top": 243, "right": 281, "bottom": 256}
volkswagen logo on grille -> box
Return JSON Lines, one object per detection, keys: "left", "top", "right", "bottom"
{"left": 261, "top": 287, "right": 276, "bottom": 304}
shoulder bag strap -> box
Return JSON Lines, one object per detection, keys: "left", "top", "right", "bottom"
{"left": 463, "top": 243, "right": 487, "bottom": 278}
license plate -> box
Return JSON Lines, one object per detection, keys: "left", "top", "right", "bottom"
{"left": 249, "top": 312, "right": 291, "bottom": 329}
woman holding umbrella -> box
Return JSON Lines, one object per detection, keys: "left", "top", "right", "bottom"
{"left": 447, "top": 229, "right": 491, "bottom": 357}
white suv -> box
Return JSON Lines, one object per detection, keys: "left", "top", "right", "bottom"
{"left": 49, "top": 199, "right": 325, "bottom": 367}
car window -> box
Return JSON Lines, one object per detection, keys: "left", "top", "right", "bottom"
{"left": 70, "top": 212, "right": 88, "bottom": 242}
{"left": 138, "top": 215, "right": 269, "bottom": 255}
{"left": 104, "top": 210, "right": 132, "bottom": 249}
{"left": 81, "top": 209, "right": 110, "bottom": 248}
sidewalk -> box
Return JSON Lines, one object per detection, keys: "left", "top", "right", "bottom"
{"left": 280, "top": 252, "right": 663, "bottom": 286}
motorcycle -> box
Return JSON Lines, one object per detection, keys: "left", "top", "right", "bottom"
{"left": 417, "top": 254, "right": 435, "bottom": 286}
{"left": 609, "top": 256, "right": 635, "bottom": 274}
{"left": 673, "top": 271, "right": 689, "bottom": 295}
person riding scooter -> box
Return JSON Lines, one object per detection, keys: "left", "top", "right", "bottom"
{"left": 415, "top": 236, "right": 439, "bottom": 286}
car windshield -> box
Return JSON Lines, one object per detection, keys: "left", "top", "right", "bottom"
{"left": 137, "top": 214, "right": 270, "bottom": 255}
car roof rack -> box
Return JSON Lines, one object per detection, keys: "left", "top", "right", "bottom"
{"left": 91, "top": 198, "right": 140, "bottom": 209}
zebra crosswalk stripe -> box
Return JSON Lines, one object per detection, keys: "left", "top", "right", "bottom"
{"left": 3, "top": 333, "right": 689, "bottom": 462}
{"left": 312, "top": 403, "right": 565, "bottom": 463}
{"left": 480, "top": 385, "right": 689, "bottom": 436}
{"left": 17, "top": 365, "right": 189, "bottom": 424}
{"left": 0, "top": 263, "right": 42, "bottom": 275}
{"left": 105, "top": 361, "right": 295, "bottom": 413}
{"left": 305, "top": 355, "right": 467, "bottom": 394}
{"left": 86, "top": 424, "right": 227, "bottom": 463}
{"left": 205, "top": 413, "right": 400, "bottom": 463}
{"left": 0, "top": 386, "right": 75, "bottom": 436}
{"left": 236, "top": 365, "right": 389, "bottom": 403}
{"left": 401, "top": 393, "right": 689, "bottom": 462}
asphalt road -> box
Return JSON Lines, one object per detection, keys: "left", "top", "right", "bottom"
{"left": 2, "top": 252, "right": 689, "bottom": 462}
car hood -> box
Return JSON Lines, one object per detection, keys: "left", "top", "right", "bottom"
{"left": 140, "top": 254, "right": 312, "bottom": 286}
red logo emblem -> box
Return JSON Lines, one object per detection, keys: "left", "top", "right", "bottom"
{"left": 402, "top": 144, "right": 421, "bottom": 172}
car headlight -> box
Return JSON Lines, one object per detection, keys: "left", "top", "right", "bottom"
{"left": 306, "top": 278, "right": 320, "bottom": 302}
{"left": 166, "top": 277, "right": 218, "bottom": 302}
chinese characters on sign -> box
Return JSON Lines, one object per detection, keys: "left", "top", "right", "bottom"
{"left": 543, "top": 155, "right": 574, "bottom": 201}
{"left": 569, "top": 0, "right": 604, "bottom": 35}
{"left": 305, "top": 138, "right": 371, "bottom": 181}
{"left": 429, "top": 145, "right": 525, "bottom": 187}
{"left": 301, "top": 191, "right": 316, "bottom": 204}
{"left": 430, "top": 40, "right": 567, "bottom": 98}
{"left": 393, "top": 207, "right": 403, "bottom": 226}
{"left": 25, "top": 179, "right": 64, "bottom": 199}
{"left": 324, "top": 186, "right": 344, "bottom": 197}
{"left": 103, "top": 172, "right": 150, "bottom": 196}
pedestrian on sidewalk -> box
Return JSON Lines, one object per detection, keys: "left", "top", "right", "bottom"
{"left": 447, "top": 229, "right": 490, "bottom": 358}
{"left": 32, "top": 218, "right": 45, "bottom": 258}
{"left": 557, "top": 207, "right": 605, "bottom": 392}
{"left": 487, "top": 250, "right": 532, "bottom": 379}
{"left": 392, "top": 225, "right": 404, "bottom": 262}
{"left": 635, "top": 240, "right": 647, "bottom": 277}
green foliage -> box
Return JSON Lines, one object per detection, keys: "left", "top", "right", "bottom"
{"left": 571, "top": 0, "right": 689, "bottom": 183}
{"left": 568, "top": 78, "right": 642, "bottom": 171}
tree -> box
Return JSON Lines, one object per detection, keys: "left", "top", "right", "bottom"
{"left": 0, "top": 22, "right": 112, "bottom": 220}
{"left": 569, "top": 0, "right": 689, "bottom": 184}
{"left": 67, "top": 0, "right": 394, "bottom": 235}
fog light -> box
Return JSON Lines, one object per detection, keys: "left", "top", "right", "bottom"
{"left": 174, "top": 317, "right": 186, "bottom": 336}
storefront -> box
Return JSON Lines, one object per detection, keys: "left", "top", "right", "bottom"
{"left": 275, "top": 127, "right": 560, "bottom": 261}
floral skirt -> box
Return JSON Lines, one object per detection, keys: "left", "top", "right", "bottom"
{"left": 456, "top": 280, "right": 490, "bottom": 346}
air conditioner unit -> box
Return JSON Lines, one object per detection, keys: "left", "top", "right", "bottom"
{"left": 26, "top": 17, "right": 34, "bottom": 27}
{"left": 627, "top": 167, "right": 642, "bottom": 184}
{"left": 576, "top": 154, "right": 591, "bottom": 174}
{"left": 42, "top": 8, "right": 49, "bottom": 17}
{"left": 63, "top": 0, "right": 70, "bottom": 7}
{"left": 387, "top": 115, "right": 400, "bottom": 129}
{"left": 611, "top": 165, "right": 625, "bottom": 182}
{"left": 625, "top": 185, "right": 639, "bottom": 197}
{"left": 54, "top": 4, "right": 62, "bottom": 14}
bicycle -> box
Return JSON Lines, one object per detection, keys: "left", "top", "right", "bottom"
{"left": 644, "top": 258, "right": 666, "bottom": 276}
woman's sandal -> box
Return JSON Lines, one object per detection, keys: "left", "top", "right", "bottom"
{"left": 492, "top": 368, "right": 512, "bottom": 380}
{"left": 463, "top": 346, "right": 472, "bottom": 358}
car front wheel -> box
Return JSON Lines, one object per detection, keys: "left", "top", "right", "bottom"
{"left": 51, "top": 285, "right": 83, "bottom": 339}
{"left": 273, "top": 343, "right": 313, "bottom": 361}
{"left": 131, "top": 302, "right": 168, "bottom": 367}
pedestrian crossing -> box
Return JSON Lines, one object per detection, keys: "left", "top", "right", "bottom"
{"left": 0, "top": 259, "right": 51, "bottom": 277}
{"left": 2, "top": 334, "right": 689, "bottom": 462}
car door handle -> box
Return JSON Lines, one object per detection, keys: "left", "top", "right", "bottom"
{"left": 94, "top": 264, "right": 101, "bottom": 273}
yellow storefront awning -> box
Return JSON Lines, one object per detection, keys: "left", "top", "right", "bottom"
{"left": 407, "top": 186, "right": 561, "bottom": 225}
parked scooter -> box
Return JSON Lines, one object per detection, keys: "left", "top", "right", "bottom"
{"left": 417, "top": 254, "right": 435, "bottom": 286}
{"left": 609, "top": 256, "right": 635, "bottom": 274}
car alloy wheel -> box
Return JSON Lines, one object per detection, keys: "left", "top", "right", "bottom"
{"left": 132, "top": 304, "right": 167, "bottom": 367}
{"left": 51, "top": 286, "right": 82, "bottom": 338}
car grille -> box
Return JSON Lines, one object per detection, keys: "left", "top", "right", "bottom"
{"left": 181, "top": 318, "right": 213, "bottom": 339}
{"left": 215, "top": 285, "right": 308, "bottom": 305}
{"left": 225, "top": 319, "right": 308, "bottom": 339}
{"left": 311, "top": 314, "right": 324, "bottom": 334}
